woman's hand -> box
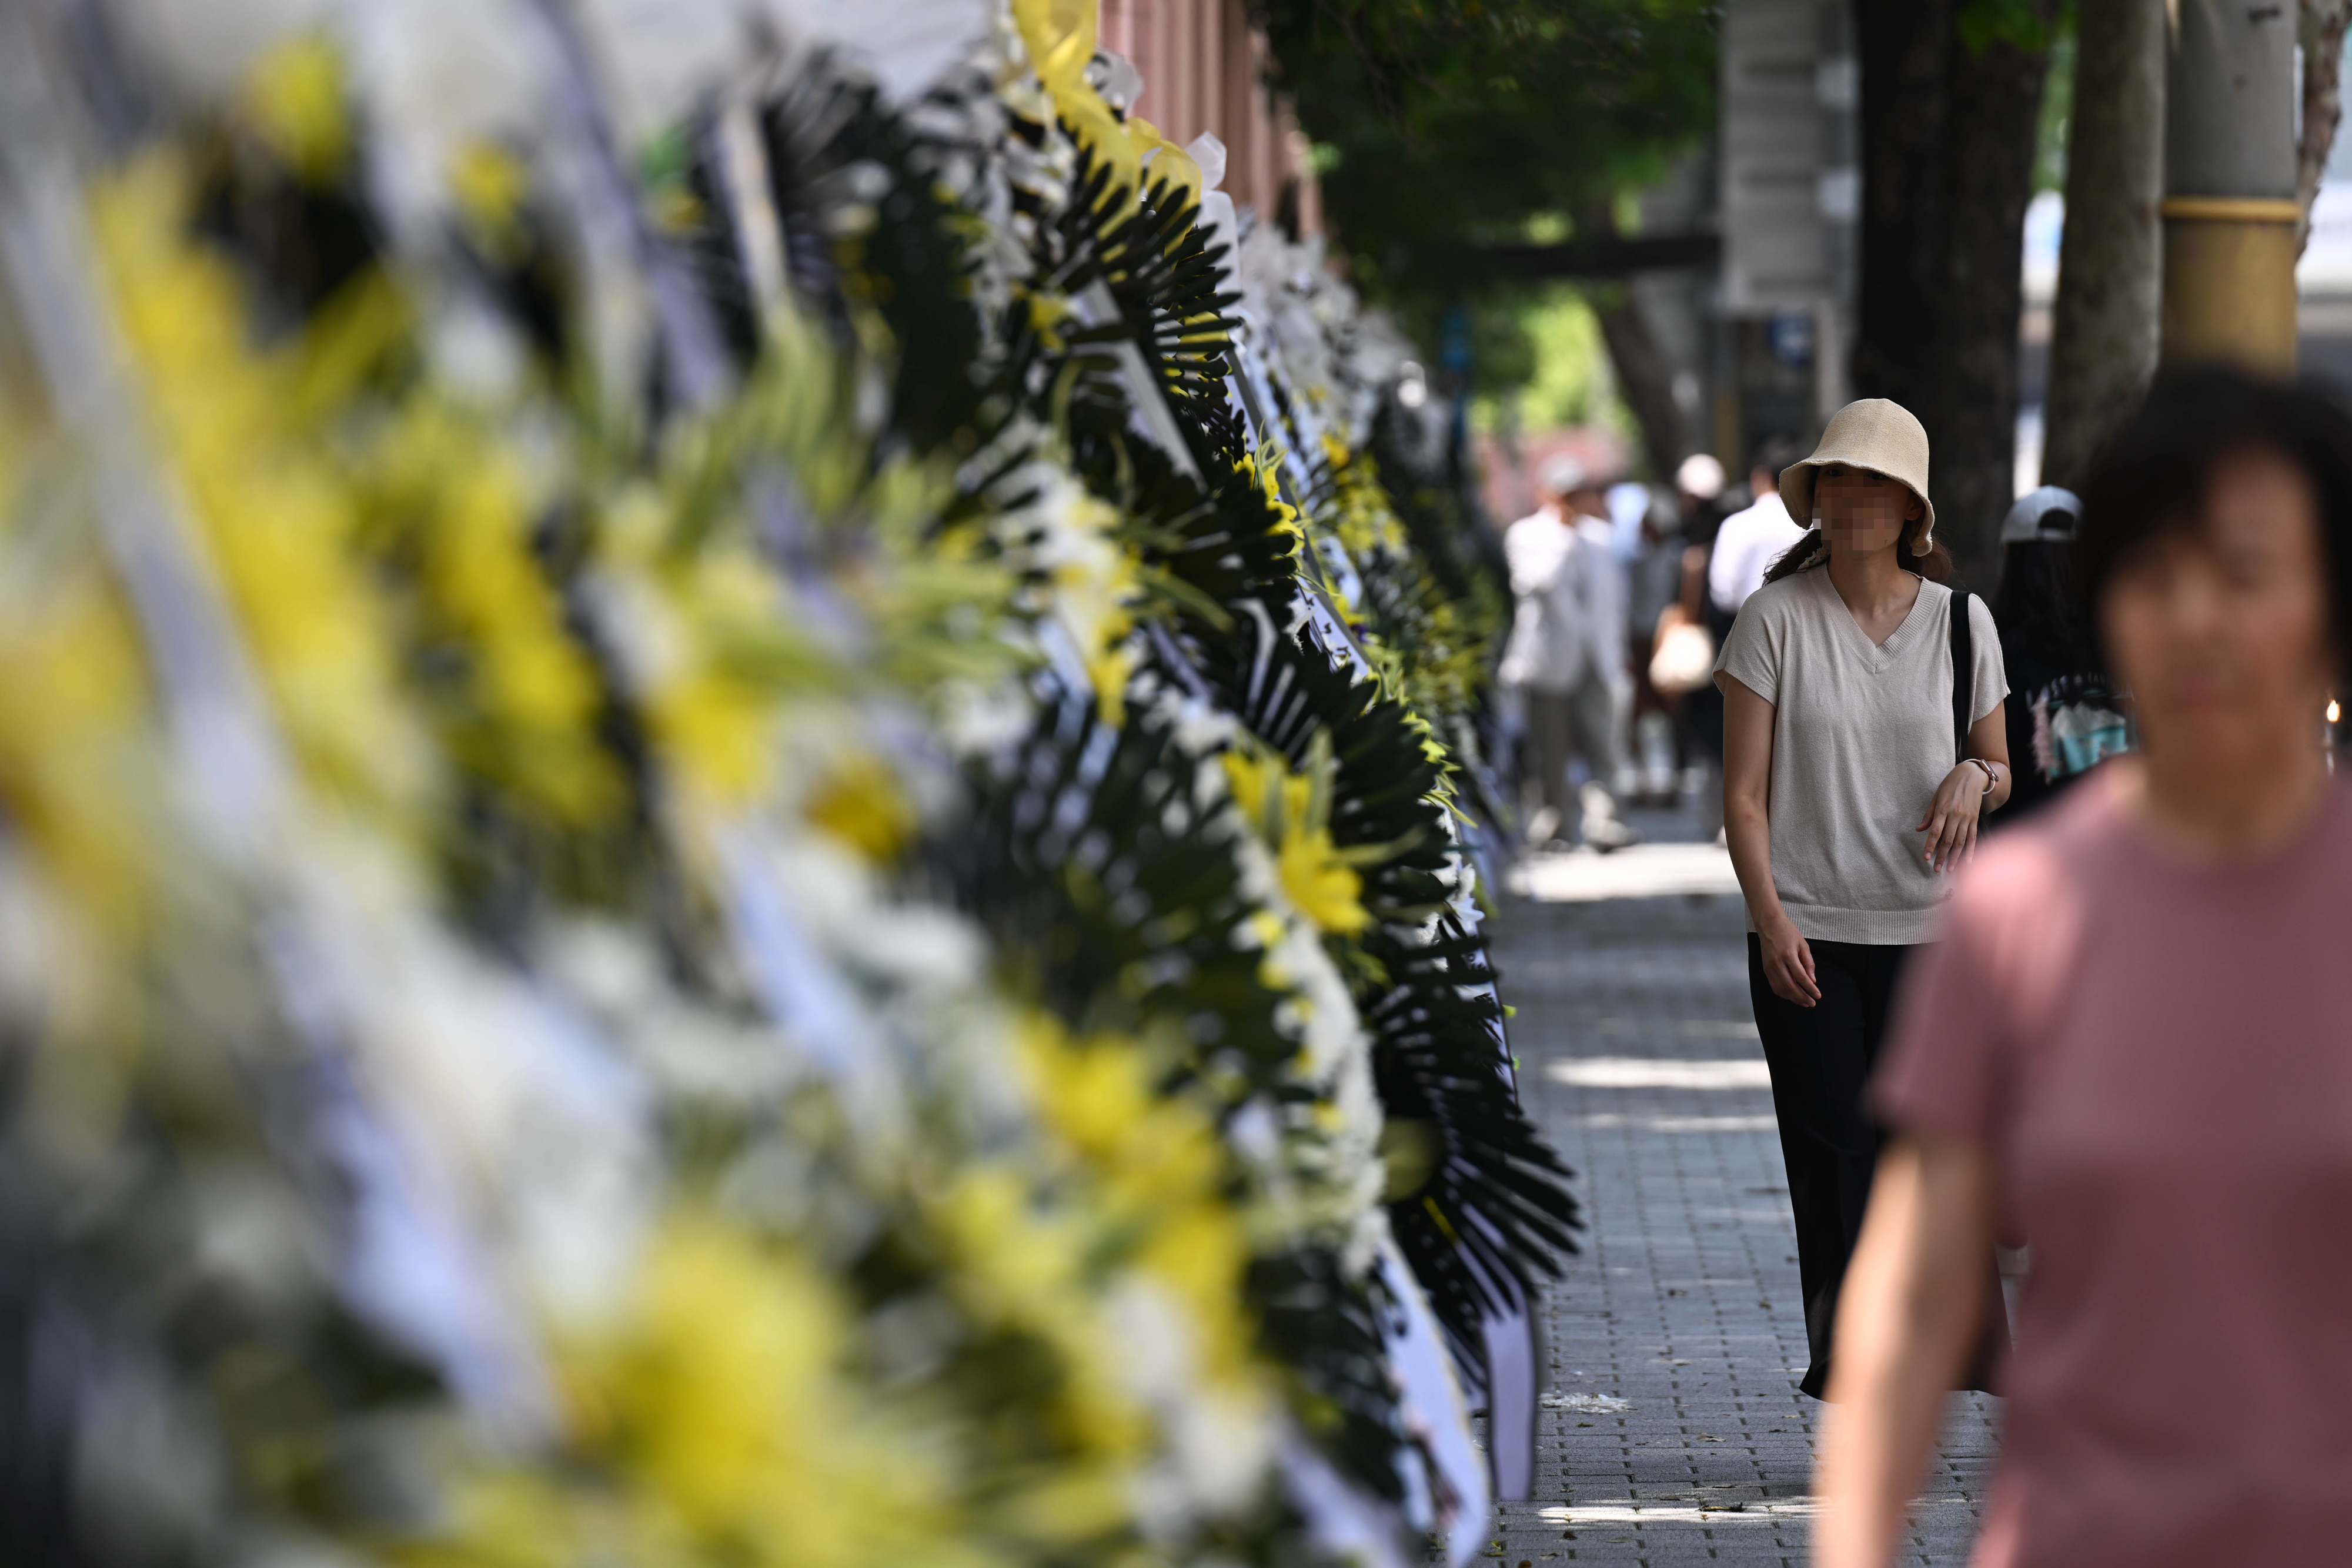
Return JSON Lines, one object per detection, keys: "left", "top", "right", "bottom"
{"left": 1915, "top": 764, "right": 1988, "bottom": 874}
{"left": 1759, "top": 917, "right": 1820, "bottom": 1008}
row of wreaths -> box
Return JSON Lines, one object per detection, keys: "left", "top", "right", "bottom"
{"left": 0, "top": 3, "right": 1578, "bottom": 1565}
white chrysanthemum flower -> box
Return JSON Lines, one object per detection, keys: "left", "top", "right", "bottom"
{"left": 1143, "top": 683, "right": 1242, "bottom": 760}
{"left": 1108, "top": 1278, "right": 1278, "bottom": 1539}
{"left": 936, "top": 677, "right": 1036, "bottom": 757}
{"left": 1341, "top": 1192, "right": 1394, "bottom": 1279}
{"left": 272, "top": 825, "right": 658, "bottom": 1410}
{"left": 1213, "top": 800, "right": 1386, "bottom": 1254}
{"left": 1208, "top": 777, "right": 1266, "bottom": 885}
{"left": 1028, "top": 474, "right": 1134, "bottom": 651}
{"left": 1264, "top": 914, "right": 1357, "bottom": 1087}
{"left": 841, "top": 904, "right": 987, "bottom": 994}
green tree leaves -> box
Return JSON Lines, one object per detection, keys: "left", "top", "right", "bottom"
{"left": 1251, "top": 0, "right": 1718, "bottom": 306}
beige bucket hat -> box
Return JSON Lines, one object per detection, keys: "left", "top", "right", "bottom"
{"left": 1776, "top": 397, "right": 1936, "bottom": 541}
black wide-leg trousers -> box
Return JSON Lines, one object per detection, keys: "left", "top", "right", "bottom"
{"left": 1746, "top": 934, "right": 2003, "bottom": 1400}
{"left": 1746, "top": 934, "right": 1910, "bottom": 1399}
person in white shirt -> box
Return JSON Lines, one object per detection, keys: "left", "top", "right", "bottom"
{"left": 1499, "top": 458, "right": 1638, "bottom": 850}
{"left": 1708, "top": 435, "right": 1810, "bottom": 617}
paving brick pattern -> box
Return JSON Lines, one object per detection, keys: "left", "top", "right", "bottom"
{"left": 1474, "top": 888, "right": 2000, "bottom": 1566}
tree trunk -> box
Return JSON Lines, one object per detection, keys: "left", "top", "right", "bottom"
{"left": 1853, "top": 1, "right": 2057, "bottom": 591}
{"left": 1853, "top": 0, "right": 1954, "bottom": 417}
{"left": 1590, "top": 283, "right": 1688, "bottom": 483}
{"left": 1926, "top": 14, "right": 2059, "bottom": 590}
{"left": 2043, "top": 0, "right": 2166, "bottom": 491}
{"left": 1575, "top": 196, "right": 1692, "bottom": 483}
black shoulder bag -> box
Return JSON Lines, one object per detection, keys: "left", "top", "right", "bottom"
{"left": 1949, "top": 587, "right": 1975, "bottom": 763}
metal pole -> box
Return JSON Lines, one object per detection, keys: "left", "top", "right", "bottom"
{"left": 2160, "top": 0, "right": 2300, "bottom": 372}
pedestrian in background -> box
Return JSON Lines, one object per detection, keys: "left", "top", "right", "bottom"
{"left": 1987, "top": 486, "right": 2132, "bottom": 825}
{"left": 1675, "top": 450, "right": 1730, "bottom": 557}
{"left": 1713, "top": 399, "right": 2009, "bottom": 1399}
{"left": 1691, "top": 436, "right": 1808, "bottom": 837}
{"left": 1499, "top": 459, "right": 1638, "bottom": 851}
{"left": 1671, "top": 453, "right": 1732, "bottom": 825}
{"left": 1628, "top": 488, "right": 1693, "bottom": 802}
{"left": 1709, "top": 434, "right": 1811, "bottom": 626}
{"left": 1574, "top": 469, "right": 1634, "bottom": 813}
{"left": 1820, "top": 370, "right": 2352, "bottom": 1568}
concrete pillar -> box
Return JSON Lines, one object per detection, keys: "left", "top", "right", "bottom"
{"left": 1194, "top": 0, "right": 1222, "bottom": 149}
{"left": 2160, "top": 0, "right": 2300, "bottom": 372}
{"left": 1241, "top": 15, "right": 1278, "bottom": 216}
{"left": 1164, "top": 0, "right": 1199, "bottom": 145}
{"left": 1218, "top": 0, "right": 1255, "bottom": 208}
{"left": 1098, "top": 0, "right": 1134, "bottom": 61}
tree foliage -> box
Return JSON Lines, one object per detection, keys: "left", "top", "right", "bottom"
{"left": 1251, "top": 0, "right": 1719, "bottom": 309}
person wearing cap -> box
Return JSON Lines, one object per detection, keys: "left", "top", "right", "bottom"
{"left": 1675, "top": 451, "right": 1727, "bottom": 526}
{"left": 1709, "top": 398, "right": 2011, "bottom": 1399}
{"left": 1987, "top": 486, "right": 2133, "bottom": 825}
{"left": 1499, "top": 457, "right": 1639, "bottom": 851}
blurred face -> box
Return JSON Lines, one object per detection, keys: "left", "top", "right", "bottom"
{"left": 2100, "top": 444, "right": 2334, "bottom": 768}
{"left": 1815, "top": 463, "right": 1922, "bottom": 556}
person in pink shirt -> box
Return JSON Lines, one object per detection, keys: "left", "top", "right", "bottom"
{"left": 1815, "top": 367, "right": 2352, "bottom": 1567}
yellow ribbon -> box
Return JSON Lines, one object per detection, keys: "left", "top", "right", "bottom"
{"left": 1011, "top": 0, "right": 1203, "bottom": 213}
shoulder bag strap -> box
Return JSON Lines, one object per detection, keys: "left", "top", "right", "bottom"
{"left": 1949, "top": 587, "right": 1974, "bottom": 764}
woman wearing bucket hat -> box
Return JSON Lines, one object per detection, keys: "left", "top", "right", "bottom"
{"left": 1710, "top": 397, "right": 2010, "bottom": 1399}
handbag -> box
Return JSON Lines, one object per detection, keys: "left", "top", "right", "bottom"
{"left": 1648, "top": 608, "right": 1716, "bottom": 695}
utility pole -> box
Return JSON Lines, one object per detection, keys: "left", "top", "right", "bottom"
{"left": 2042, "top": 0, "right": 2166, "bottom": 489}
{"left": 2160, "top": 0, "right": 2300, "bottom": 372}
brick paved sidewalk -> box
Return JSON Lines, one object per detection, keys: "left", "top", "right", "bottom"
{"left": 1476, "top": 881, "right": 2000, "bottom": 1566}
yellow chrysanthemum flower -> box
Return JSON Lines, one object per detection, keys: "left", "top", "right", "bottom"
{"left": 242, "top": 36, "right": 349, "bottom": 183}
{"left": 805, "top": 750, "right": 918, "bottom": 862}
{"left": 410, "top": 1217, "right": 996, "bottom": 1568}
{"left": 1010, "top": 1014, "right": 1274, "bottom": 1433}
{"left": 447, "top": 142, "right": 532, "bottom": 262}
{"left": 1222, "top": 740, "right": 1374, "bottom": 936}
{"left": 92, "top": 155, "right": 439, "bottom": 825}
{"left": 363, "top": 399, "right": 622, "bottom": 828}
{"left": 1234, "top": 451, "right": 1304, "bottom": 551}
{"left": 0, "top": 570, "right": 153, "bottom": 935}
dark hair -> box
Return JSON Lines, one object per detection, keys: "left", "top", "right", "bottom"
{"left": 2075, "top": 367, "right": 2352, "bottom": 673}
{"left": 1993, "top": 539, "right": 2090, "bottom": 667}
{"left": 1761, "top": 509, "right": 1955, "bottom": 586}
{"left": 1750, "top": 433, "right": 1806, "bottom": 483}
